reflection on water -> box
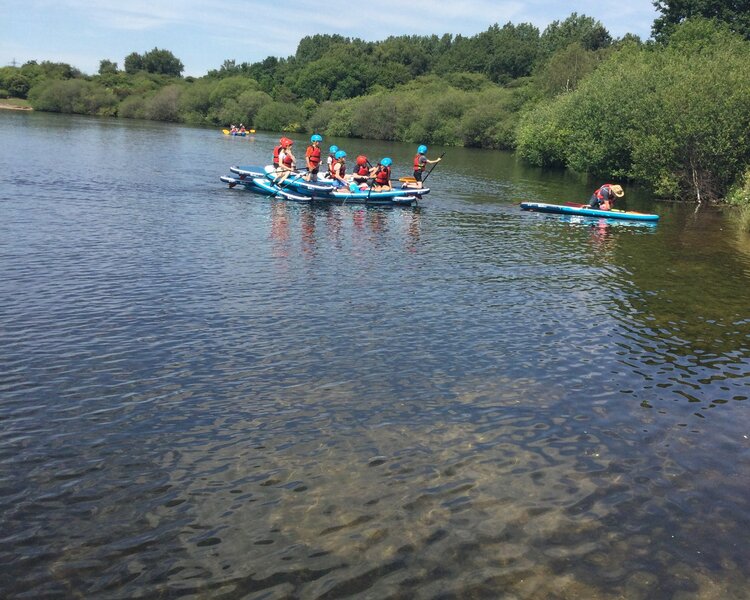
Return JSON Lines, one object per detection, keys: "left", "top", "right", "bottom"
{"left": 1, "top": 112, "right": 749, "bottom": 599}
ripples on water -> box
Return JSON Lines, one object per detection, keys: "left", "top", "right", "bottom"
{"left": 1, "top": 113, "right": 749, "bottom": 599}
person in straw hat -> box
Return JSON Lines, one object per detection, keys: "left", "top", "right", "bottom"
{"left": 588, "top": 183, "right": 624, "bottom": 210}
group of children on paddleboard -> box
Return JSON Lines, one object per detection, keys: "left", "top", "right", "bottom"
{"left": 270, "top": 134, "right": 441, "bottom": 192}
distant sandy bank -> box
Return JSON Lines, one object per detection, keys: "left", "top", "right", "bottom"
{"left": 0, "top": 102, "right": 33, "bottom": 111}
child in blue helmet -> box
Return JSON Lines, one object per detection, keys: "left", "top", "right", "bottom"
{"left": 331, "top": 150, "right": 349, "bottom": 187}
{"left": 326, "top": 145, "right": 339, "bottom": 178}
{"left": 411, "top": 144, "right": 441, "bottom": 189}
{"left": 372, "top": 158, "right": 393, "bottom": 192}
{"left": 305, "top": 134, "right": 323, "bottom": 181}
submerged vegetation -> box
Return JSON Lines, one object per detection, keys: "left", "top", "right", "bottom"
{"left": 1, "top": 4, "right": 749, "bottom": 205}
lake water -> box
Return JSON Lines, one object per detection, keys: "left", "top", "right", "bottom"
{"left": 1, "top": 111, "right": 749, "bottom": 599}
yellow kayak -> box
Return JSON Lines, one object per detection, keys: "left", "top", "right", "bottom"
{"left": 222, "top": 129, "right": 255, "bottom": 136}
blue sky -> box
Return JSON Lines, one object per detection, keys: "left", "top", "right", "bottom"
{"left": 3, "top": 0, "right": 658, "bottom": 77}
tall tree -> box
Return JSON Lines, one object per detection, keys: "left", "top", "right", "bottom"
{"left": 98, "top": 59, "right": 118, "bottom": 75}
{"left": 124, "top": 52, "right": 144, "bottom": 74}
{"left": 141, "top": 48, "right": 184, "bottom": 77}
{"left": 541, "top": 13, "right": 612, "bottom": 55}
{"left": 652, "top": 0, "right": 750, "bottom": 41}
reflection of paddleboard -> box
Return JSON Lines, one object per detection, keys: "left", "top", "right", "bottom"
{"left": 520, "top": 201, "right": 659, "bottom": 222}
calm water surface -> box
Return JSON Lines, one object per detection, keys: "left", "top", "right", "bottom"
{"left": 1, "top": 112, "right": 749, "bottom": 599}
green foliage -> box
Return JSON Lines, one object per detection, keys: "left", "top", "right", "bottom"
{"left": 124, "top": 52, "right": 144, "bottom": 74}
{"left": 118, "top": 94, "right": 148, "bottom": 119}
{"left": 99, "top": 60, "right": 118, "bottom": 75}
{"left": 146, "top": 85, "right": 182, "bottom": 121}
{"left": 516, "top": 96, "right": 575, "bottom": 166}
{"left": 0, "top": 68, "right": 31, "bottom": 98}
{"left": 653, "top": 0, "right": 750, "bottom": 41}
{"left": 124, "top": 49, "right": 183, "bottom": 76}
{"left": 142, "top": 48, "right": 184, "bottom": 76}
{"left": 516, "top": 19, "right": 750, "bottom": 201}
{"left": 28, "top": 79, "right": 117, "bottom": 115}
{"left": 534, "top": 42, "right": 606, "bottom": 96}
{"left": 726, "top": 168, "right": 750, "bottom": 206}
{"left": 435, "top": 22, "right": 541, "bottom": 83}
{"left": 541, "top": 13, "right": 612, "bottom": 55}
{"left": 254, "top": 101, "right": 306, "bottom": 132}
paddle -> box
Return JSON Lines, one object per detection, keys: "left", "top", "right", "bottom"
{"left": 421, "top": 152, "right": 445, "bottom": 185}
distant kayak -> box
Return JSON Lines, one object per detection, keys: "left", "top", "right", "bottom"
{"left": 520, "top": 202, "right": 659, "bottom": 222}
{"left": 222, "top": 129, "right": 255, "bottom": 136}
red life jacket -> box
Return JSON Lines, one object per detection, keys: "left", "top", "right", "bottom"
{"left": 595, "top": 184, "right": 616, "bottom": 201}
{"left": 333, "top": 161, "right": 346, "bottom": 178}
{"left": 375, "top": 165, "right": 390, "bottom": 186}
{"left": 413, "top": 154, "right": 425, "bottom": 171}
{"left": 273, "top": 145, "right": 282, "bottom": 167}
{"left": 306, "top": 145, "right": 321, "bottom": 167}
{"left": 282, "top": 151, "right": 294, "bottom": 168}
{"left": 355, "top": 164, "right": 369, "bottom": 176}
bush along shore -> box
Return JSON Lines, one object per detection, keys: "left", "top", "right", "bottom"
{"left": 2, "top": 12, "right": 748, "bottom": 208}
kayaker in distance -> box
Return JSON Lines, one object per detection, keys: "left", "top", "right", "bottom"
{"left": 409, "top": 144, "right": 441, "bottom": 189}
{"left": 588, "top": 184, "right": 624, "bottom": 210}
{"left": 305, "top": 134, "right": 323, "bottom": 181}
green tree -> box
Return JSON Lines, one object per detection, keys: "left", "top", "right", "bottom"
{"left": 28, "top": 79, "right": 117, "bottom": 115}
{"left": 534, "top": 42, "right": 604, "bottom": 96}
{"left": 141, "top": 48, "right": 184, "bottom": 76}
{"left": 0, "top": 68, "right": 31, "bottom": 98}
{"left": 653, "top": 0, "right": 750, "bottom": 41}
{"left": 541, "top": 13, "right": 612, "bottom": 55}
{"left": 254, "top": 101, "right": 306, "bottom": 132}
{"left": 99, "top": 59, "right": 118, "bottom": 75}
{"left": 124, "top": 52, "right": 144, "bottom": 74}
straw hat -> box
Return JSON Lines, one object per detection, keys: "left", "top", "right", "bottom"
{"left": 611, "top": 184, "right": 624, "bottom": 197}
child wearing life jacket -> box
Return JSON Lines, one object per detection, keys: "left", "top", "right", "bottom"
{"left": 372, "top": 158, "right": 392, "bottom": 191}
{"left": 352, "top": 155, "right": 371, "bottom": 184}
{"left": 330, "top": 150, "right": 349, "bottom": 187}
{"left": 411, "top": 144, "right": 441, "bottom": 189}
{"left": 272, "top": 137, "right": 289, "bottom": 168}
{"left": 274, "top": 138, "right": 296, "bottom": 185}
{"left": 326, "top": 145, "right": 339, "bottom": 178}
{"left": 305, "top": 134, "right": 323, "bottom": 181}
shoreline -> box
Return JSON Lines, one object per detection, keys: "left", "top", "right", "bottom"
{"left": 0, "top": 104, "right": 33, "bottom": 111}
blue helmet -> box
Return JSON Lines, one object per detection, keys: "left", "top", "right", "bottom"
{"left": 311, "top": 134, "right": 323, "bottom": 142}
{"left": 335, "top": 150, "right": 347, "bottom": 159}
{"left": 417, "top": 144, "right": 427, "bottom": 154}
{"left": 381, "top": 157, "right": 392, "bottom": 166}
{"left": 329, "top": 145, "right": 338, "bottom": 154}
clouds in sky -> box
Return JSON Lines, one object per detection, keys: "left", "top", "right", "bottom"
{"left": 3, "top": 0, "right": 658, "bottom": 76}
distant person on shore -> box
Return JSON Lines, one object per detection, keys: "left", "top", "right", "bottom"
{"left": 588, "top": 184, "right": 624, "bottom": 210}
{"left": 410, "top": 145, "right": 441, "bottom": 189}
{"left": 305, "top": 134, "right": 323, "bottom": 181}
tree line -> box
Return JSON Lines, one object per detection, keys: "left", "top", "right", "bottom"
{"left": 1, "top": 1, "right": 748, "bottom": 206}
